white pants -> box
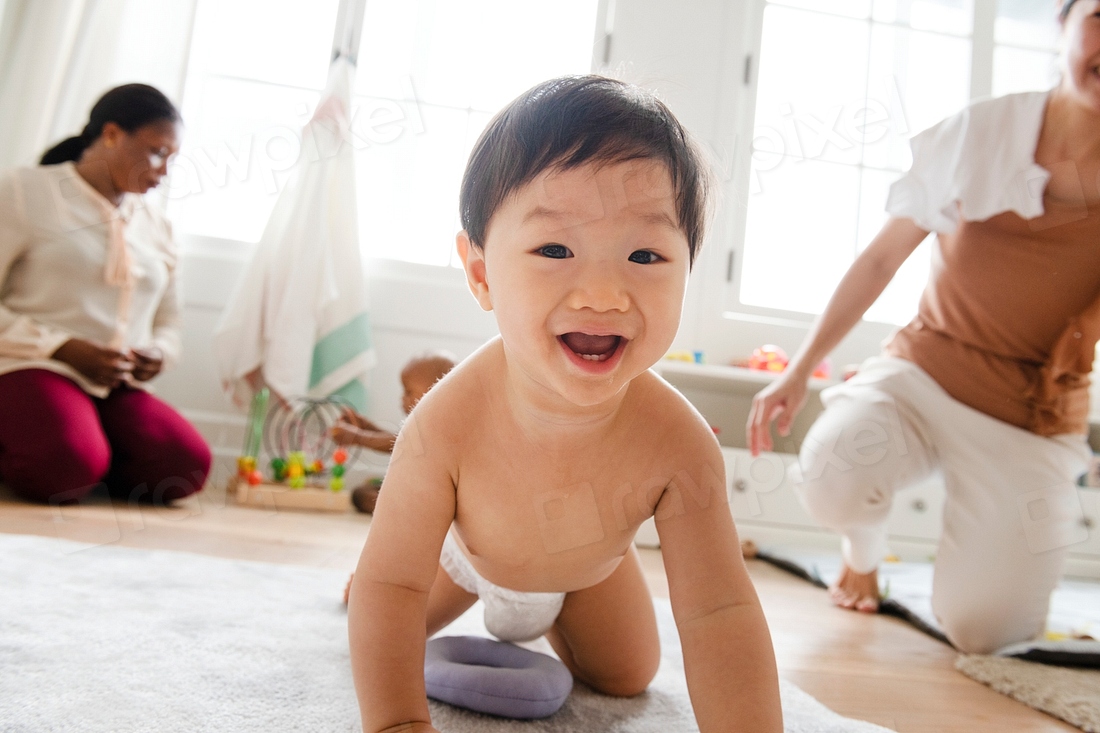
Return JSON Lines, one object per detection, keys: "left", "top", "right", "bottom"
{"left": 796, "top": 357, "right": 1090, "bottom": 653}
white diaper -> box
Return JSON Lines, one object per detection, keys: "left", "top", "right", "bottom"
{"left": 440, "top": 529, "right": 566, "bottom": 643}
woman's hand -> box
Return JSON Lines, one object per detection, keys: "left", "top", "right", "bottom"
{"left": 52, "top": 338, "right": 134, "bottom": 388}
{"left": 747, "top": 370, "right": 810, "bottom": 456}
{"left": 129, "top": 346, "right": 164, "bottom": 381}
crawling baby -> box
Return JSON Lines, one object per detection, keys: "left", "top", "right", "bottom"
{"left": 346, "top": 75, "right": 782, "bottom": 733}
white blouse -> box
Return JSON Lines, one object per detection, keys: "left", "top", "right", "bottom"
{"left": 0, "top": 162, "right": 182, "bottom": 397}
{"left": 886, "top": 90, "right": 1052, "bottom": 234}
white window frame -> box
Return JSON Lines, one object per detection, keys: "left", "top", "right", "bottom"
{"left": 696, "top": 0, "right": 1032, "bottom": 366}
{"left": 173, "top": 0, "right": 614, "bottom": 284}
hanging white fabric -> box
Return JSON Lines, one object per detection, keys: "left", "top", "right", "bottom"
{"left": 213, "top": 52, "right": 376, "bottom": 411}
{"left": 0, "top": 0, "right": 197, "bottom": 170}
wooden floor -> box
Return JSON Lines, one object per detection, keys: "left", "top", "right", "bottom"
{"left": 0, "top": 485, "right": 1076, "bottom": 733}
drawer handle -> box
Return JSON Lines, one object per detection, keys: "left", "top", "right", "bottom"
{"left": 733, "top": 479, "right": 747, "bottom": 493}
{"left": 912, "top": 499, "right": 926, "bottom": 513}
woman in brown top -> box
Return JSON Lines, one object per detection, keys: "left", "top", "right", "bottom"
{"left": 747, "top": 0, "right": 1100, "bottom": 654}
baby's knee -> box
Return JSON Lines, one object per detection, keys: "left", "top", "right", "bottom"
{"left": 588, "top": 659, "right": 658, "bottom": 698}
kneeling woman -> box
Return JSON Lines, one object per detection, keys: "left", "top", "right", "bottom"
{"left": 748, "top": 0, "right": 1100, "bottom": 654}
{"left": 0, "top": 84, "right": 210, "bottom": 505}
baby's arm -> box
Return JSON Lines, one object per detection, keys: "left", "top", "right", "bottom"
{"left": 347, "top": 410, "right": 454, "bottom": 733}
{"left": 656, "top": 440, "right": 783, "bottom": 732}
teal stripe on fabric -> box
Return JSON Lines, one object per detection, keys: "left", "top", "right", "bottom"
{"left": 332, "top": 378, "right": 369, "bottom": 412}
{"left": 309, "top": 312, "right": 373, "bottom": 389}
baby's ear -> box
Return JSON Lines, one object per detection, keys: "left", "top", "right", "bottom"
{"left": 456, "top": 231, "right": 492, "bottom": 311}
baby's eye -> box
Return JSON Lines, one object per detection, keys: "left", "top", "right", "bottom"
{"left": 628, "top": 250, "right": 662, "bottom": 265}
{"left": 537, "top": 244, "right": 572, "bottom": 259}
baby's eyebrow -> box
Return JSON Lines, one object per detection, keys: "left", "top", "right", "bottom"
{"left": 522, "top": 206, "right": 571, "bottom": 224}
{"left": 522, "top": 205, "right": 679, "bottom": 231}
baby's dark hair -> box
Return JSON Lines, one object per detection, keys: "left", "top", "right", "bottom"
{"left": 459, "top": 75, "right": 711, "bottom": 267}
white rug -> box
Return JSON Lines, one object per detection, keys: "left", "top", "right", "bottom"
{"left": 0, "top": 533, "right": 892, "bottom": 733}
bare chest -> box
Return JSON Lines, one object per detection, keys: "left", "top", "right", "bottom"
{"left": 450, "top": 440, "right": 670, "bottom": 592}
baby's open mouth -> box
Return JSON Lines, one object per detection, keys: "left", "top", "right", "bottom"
{"left": 560, "top": 333, "right": 623, "bottom": 362}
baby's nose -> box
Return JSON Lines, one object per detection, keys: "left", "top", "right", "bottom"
{"left": 567, "top": 267, "right": 629, "bottom": 312}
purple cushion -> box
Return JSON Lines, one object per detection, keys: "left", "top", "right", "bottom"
{"left": 424, "top": 635, "right": 573, "bottom": 719}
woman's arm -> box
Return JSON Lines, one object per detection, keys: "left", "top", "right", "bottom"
{"left": 0, "top": 172, "right": 73, "bottom": 360}
{"left": 746, "top": 217, "right": 929, "bottom": 455}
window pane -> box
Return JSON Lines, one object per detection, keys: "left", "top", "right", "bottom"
{"left": 187, "top": 0, "right": 338, "bottom": 90}
{"left": 169, "top": 78, "right": 320, "bottom": 243}
{"left": 754, "top": 5, "right": 870, "bottom": 167}
{"left": 767, "top": 0, "right": 872, "bottom": 20}
{"left": 872, "top": 0, "right": 973, "bottom": 35}
{"left": 861, "top": 25, "right": 971, "bottom": 171}
{"left": 355, "top": 0, "right": 599, "bottom": 112}
{"left": 170, "top": 0, "right": 598, "bottom": 263}
{"left": 992, "top": 46, "right": 1060, "bottom": 97}
{"left": 858, "top": 168, "right": 928, "bottom": 325}
{"left": 741, "top": 158, "right": 860, "bottom": 315}
{"left": 995, "top": 0, "right": 1059, "bottom": 50}
{"left": 354, "top": 102, "right": 471, "bottom": 267}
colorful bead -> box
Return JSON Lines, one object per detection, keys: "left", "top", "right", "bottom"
{"left": 330, "top": 477, "right": 344, "bottom": 492}
{"left": 332, "top": 448, "right": 348, "bottom": 465}
{"left": 332, "top": 464, "right": 345, "bottom": 478}
{"left": 247, "top": 469, "right": 263, "bottom": 486}
{"left": 289, "top": 476, "right": 305, "bottom": 489}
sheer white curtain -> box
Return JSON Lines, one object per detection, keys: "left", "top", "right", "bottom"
{"left": 0, "top": 0, "right": 197, "bottom": 170}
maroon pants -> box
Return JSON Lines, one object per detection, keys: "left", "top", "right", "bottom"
{"left": 0, "top": 369, "right": 211, "bottom": 505}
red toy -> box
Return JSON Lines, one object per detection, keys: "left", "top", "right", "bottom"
{"left": 748, "top": 344, "right": 788, "bottom": 372}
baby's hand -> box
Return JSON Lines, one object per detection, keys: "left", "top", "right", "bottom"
{"left": 340, "top": 407, "right": 387, "bottom": 433}
{"left": 331, "top": 422, "right": 397, "bottom": 453}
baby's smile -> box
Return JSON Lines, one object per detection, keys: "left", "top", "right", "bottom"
{"left": 557, "top": 332, "right": 628, "bottom": 373}
{"left": 560, "top": 332, "right": 622, "bottom": 361}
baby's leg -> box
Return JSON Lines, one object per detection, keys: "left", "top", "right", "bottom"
{"left": 546, "top": 545, "right": 660, "bottom": 697}
{"left": 426, "top": 563, "right": 478, "bottom": 637}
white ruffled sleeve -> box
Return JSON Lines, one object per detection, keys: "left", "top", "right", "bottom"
{"left": 885, "top": 91, "right": 1051, "bottom": 235}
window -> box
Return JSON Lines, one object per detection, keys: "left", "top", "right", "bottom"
{"left": 992, "top": 0, "right": 1060, "bottom": 97}
{"left": 731, "top": 0, "right": 1064, "bottom": 327}
{"left": 167, "top": 0, "right": 600, "bottom": 267}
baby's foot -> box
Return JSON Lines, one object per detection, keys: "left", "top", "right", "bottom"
{"left": 829, "top": 564, "right": 880, "bottom": 613}
{"left": 343, "top": 573, "right": 354, "bottom": 605}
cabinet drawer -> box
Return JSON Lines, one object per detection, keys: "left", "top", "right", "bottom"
{"left": 722, "top": 448, "right": 819, "bottom": 529}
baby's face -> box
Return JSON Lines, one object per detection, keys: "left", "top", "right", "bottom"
{"left": 467, "top": 159, "right": 690, "bottom": 407}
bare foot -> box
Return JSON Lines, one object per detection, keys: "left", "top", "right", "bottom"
{"left": 343, "top": 572, "right": 354, "bottom": 605}
{"left": 829, "top": 564, "right": 880, "bottom": 613}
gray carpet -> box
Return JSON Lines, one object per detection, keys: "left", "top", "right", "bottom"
{"left": 956, "top": 655, "right": 1100, "bottom": 733}
{"left": 0, "top": 533, "right": 892, "bottom": 732}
